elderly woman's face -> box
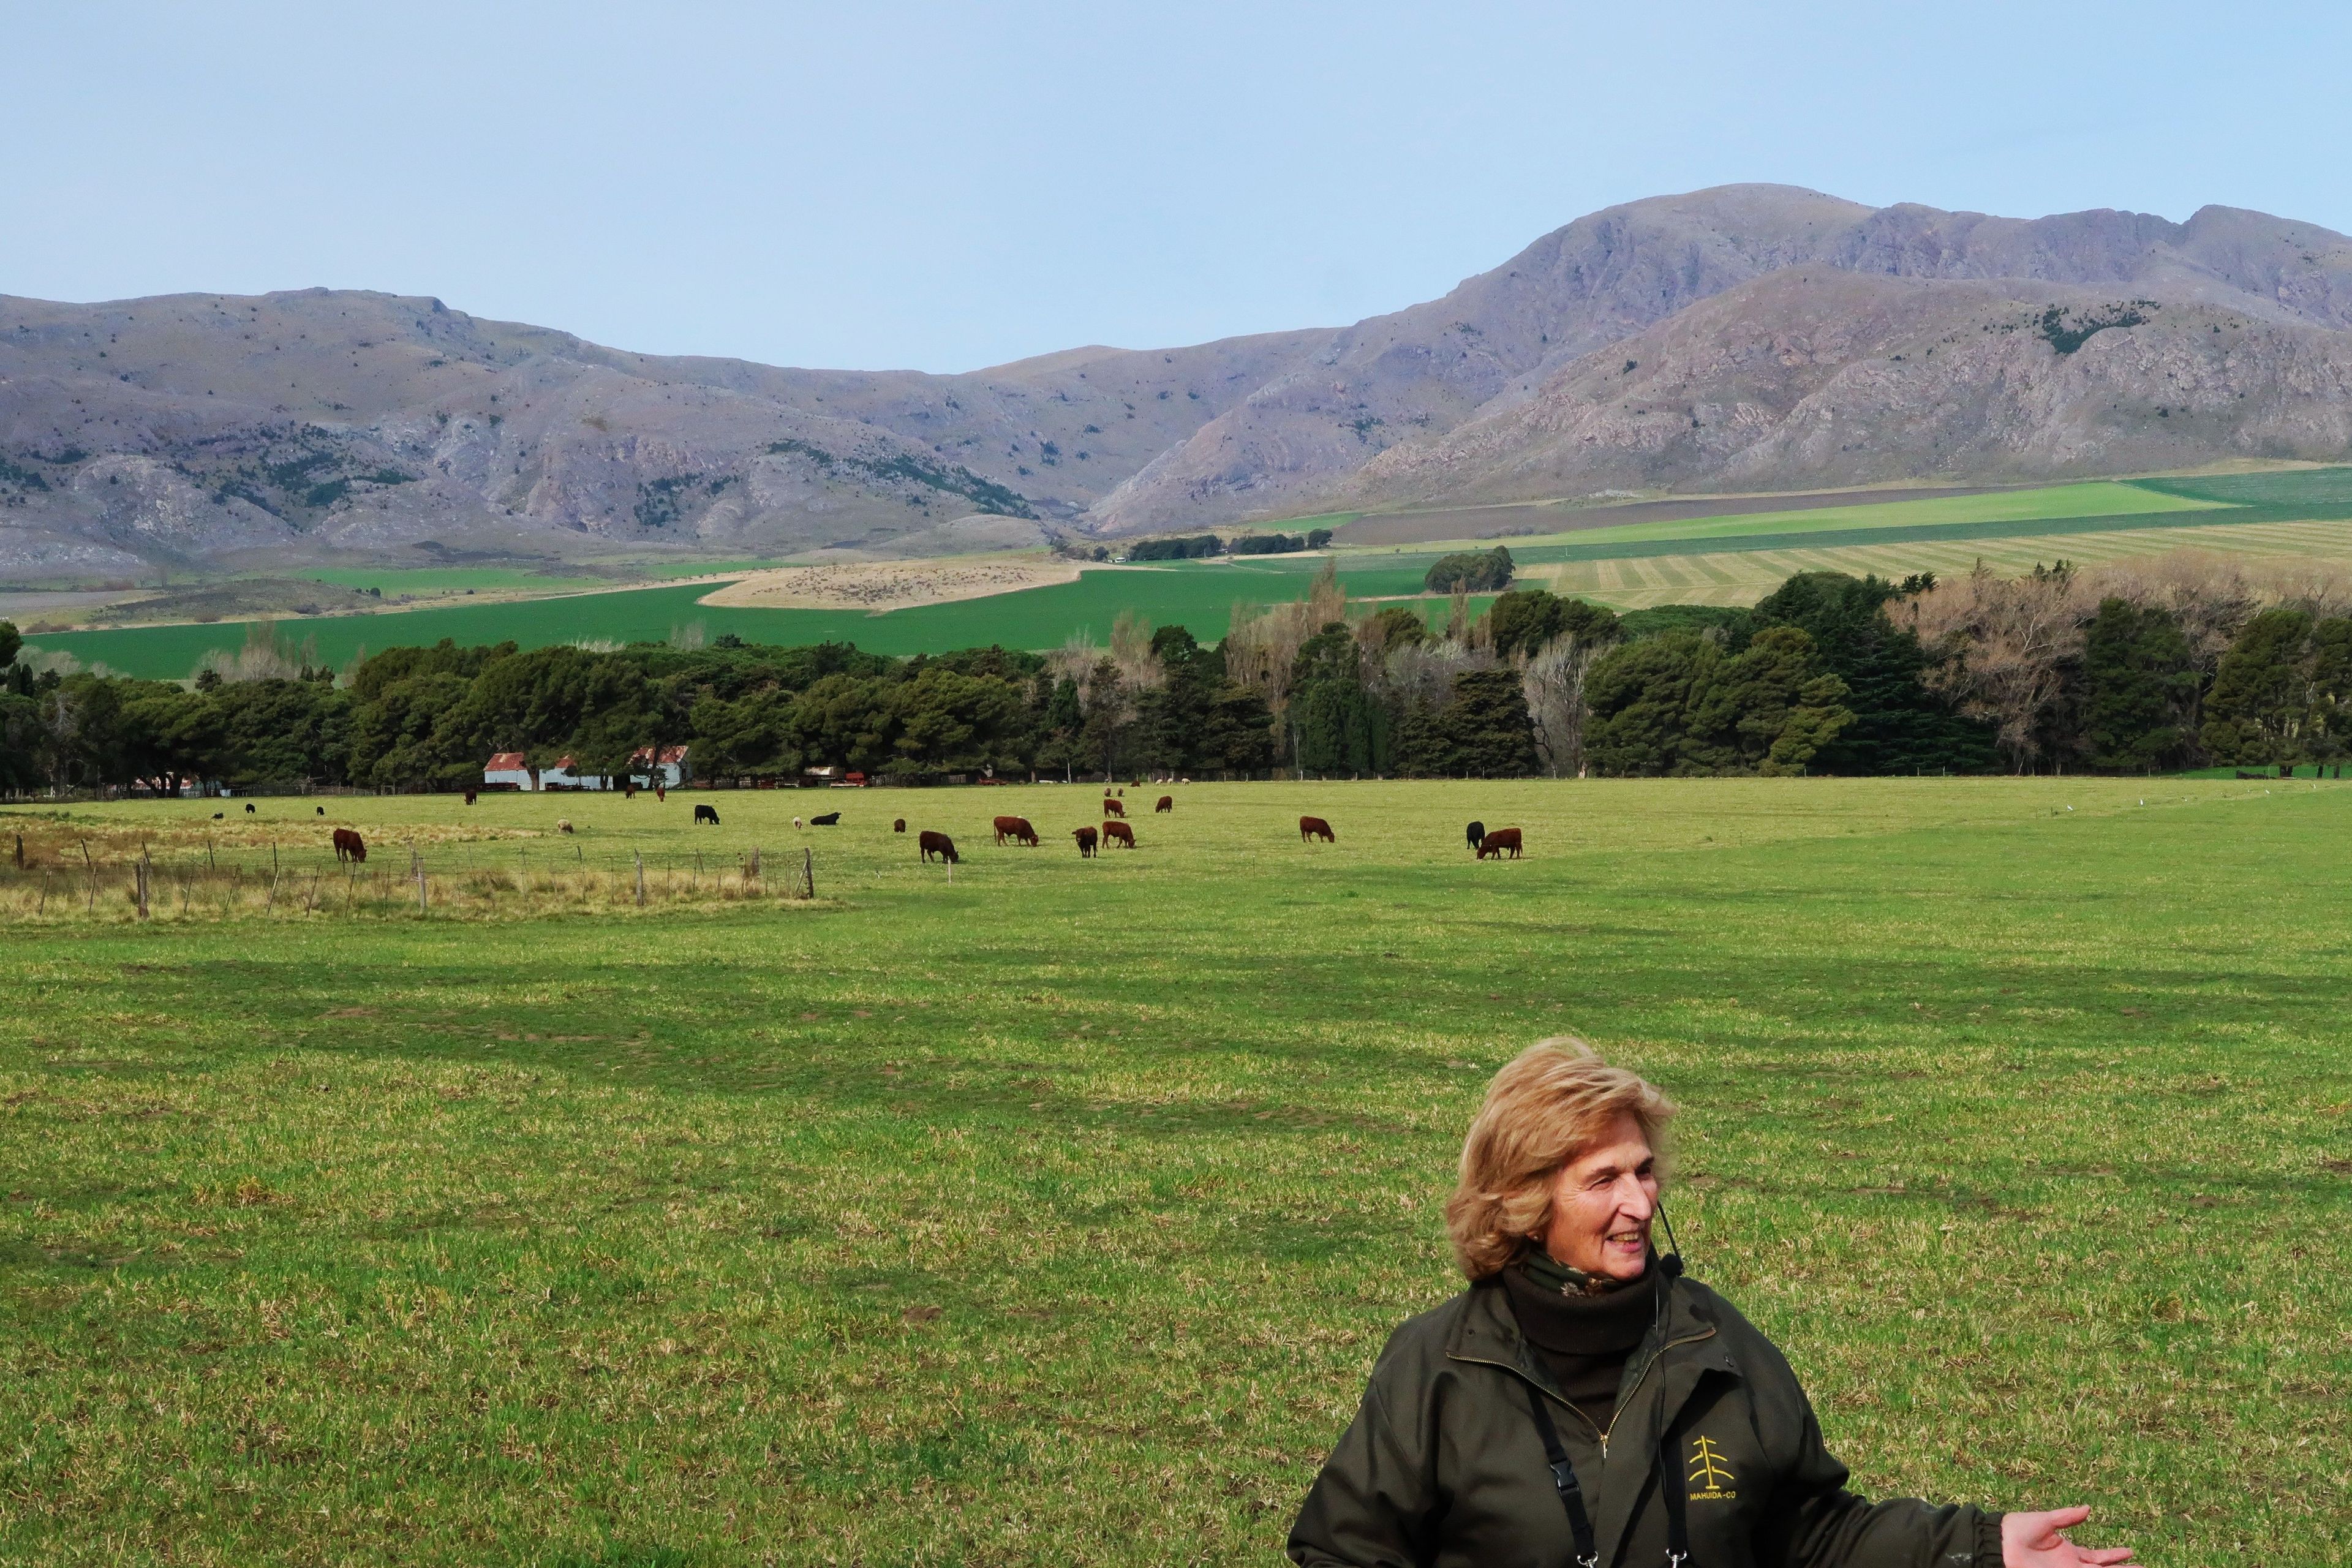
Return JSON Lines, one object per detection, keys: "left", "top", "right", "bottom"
{"left": 1540, "top": 1112, "right": 1659, "bottom": 1281}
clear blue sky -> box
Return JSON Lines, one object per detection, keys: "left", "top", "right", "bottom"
{"left": 6, "top": 1, "right": 2345, "bottom": 374}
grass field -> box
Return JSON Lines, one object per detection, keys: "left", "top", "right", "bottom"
{"left": 23, "top": 565, "right": 1480, "bottom": 682}
{"left": 2, "top": 779, "right": 2347, "bottom": 1565}
{"left": 26, "top": 470, "right": 2352, "bottom": 677}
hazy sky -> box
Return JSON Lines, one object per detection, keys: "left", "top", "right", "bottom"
{"left": 7, "top": 2, "right": 2346, "bottom": 374}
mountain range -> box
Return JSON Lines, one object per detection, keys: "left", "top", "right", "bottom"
{"left": 7, "top": 183, "right": 2352, "bottom": 579}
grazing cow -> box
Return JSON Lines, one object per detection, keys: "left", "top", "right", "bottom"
{"left": 212, "top": 812, "right": 224, "bottom": 820}
{"left": 1101, "top": 820, "right": 1135, "bottom": 849}
{"left": 993, "top": 815, "right": 1039, "bottom": 846}
{"left": 1466, "top": 820, "right": 1485, "bottom": 851}
{"left": 919, "top": 830, "right": 959, "bottom": 864}
{"left": 1298, "top": 815, "right": 1335, "bottom": 843}
{"left": 1476, "top": 827, "right": 1523, "bottom": 860}
{"left": 810, "top": 811, "right": 840, "bottom": 826}
{"left": 655, "top": 784, "right": 666, "bottom": 802}
{"left": 464, "top": 790, "right": 478, "bottom": 806}
{"left": 695, "top": 804, "right": 720, "bottom": 826}
{"left": 557, "top": 820, "right": 575, "bottom": 835}
{"left": 892, "top": 818, "right": 907, "bottom": 833}
{"left": 244, "top": 802, "right": 256, "bottom": 814}
{"left": 332, "top": 827, "right": 367, "bottom": 864}
{"left": 1072, "top": 826, "right": 1098, "bottom": 857}
{"left": 315, "top": 805, "right": 325, "bottom": 816}
{"left": 1155, "top": 796, "right": 1173, "bottom": 813}
{"left": 1102, "top": 797, "right": 1126, "bottom": 818}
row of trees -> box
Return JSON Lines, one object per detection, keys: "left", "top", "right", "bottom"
{"left": 6, "top": 548, "right": 2348, "bottom": 793}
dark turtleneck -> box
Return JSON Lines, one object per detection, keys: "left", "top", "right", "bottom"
{"left": 1499, "top": 1250, "right": 1659, "bottom": 1433}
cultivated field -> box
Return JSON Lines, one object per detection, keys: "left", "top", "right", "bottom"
{"left": 29, "top": 468, "right": 2352, "bottom": 680}
{"left": 3, "top": 779, "right": 2347, "bottom": 1565}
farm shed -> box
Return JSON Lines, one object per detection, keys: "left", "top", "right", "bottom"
{"left": 483, "top": 752, "right": 536, "bottom": 791}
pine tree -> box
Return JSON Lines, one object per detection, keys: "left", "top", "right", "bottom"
{"left": 2081, "top": 598, "right": 2198, "bottom": 772}
{"left": 2201, "top": 608, "right": 2314, "bottom": 764}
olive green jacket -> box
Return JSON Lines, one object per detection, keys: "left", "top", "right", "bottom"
{"left": 1287, "top": 1272, "right": 2001, "bottom": 1568}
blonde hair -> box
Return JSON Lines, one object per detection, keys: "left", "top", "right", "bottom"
{"left": 1444, "top": 1038, "right": 1673, "bottom": 1280}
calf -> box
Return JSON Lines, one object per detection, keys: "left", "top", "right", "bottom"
{"left": 1298, "top": 815, "right": 1335, "bottom": 843}
{"left": 919, "top": 830, "right": 959, "bottom": 864}
{"left": 1101, "top": 820, "right": 1135, "bottom": 849}
{"left": 1466, "top": 820, "right": 1485, "bottom": 851}
{"left": 332, "top": 827, "right": 367, "bottom": 864}
{"left": 810, "top": 811, "right": 840, "bottom": 826}
{"left": 1102, "top": 797, "right": 1126, "bottom": 818}
{"left": 557, "top": 819, "right": 574, "bottom": 834}
{"left": 1476, "top": 826, "right": 1523, "bottom": 860}
{"left": 1155, "top": 796, "right": 1173, "bottom": 813}
{"left": 993, "top": 815, "right": 1040, "bottom": 846}
{"left": 695, "top": 804, "right": 720, "bottom": 826}
{"left": 1072, "top": 826, "right": 1098, "bottom": 858}
{"left": 893, "top": 818, "right": 907, "bottom": 834}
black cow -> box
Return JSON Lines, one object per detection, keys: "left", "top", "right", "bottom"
{"left": 315, "top": 805, "right": 326, "bottom": 816}
{"left": 1466, "top": 820, "right": 1485, "bottom": 851}
{"left": 809, "top": 811, "right": 840, "bottom": 826}
{"left": 244, "top": 802, "right": 256, "bottom": 814}
{"left": 695, "top": 804, "right": 720, "bottom": 826}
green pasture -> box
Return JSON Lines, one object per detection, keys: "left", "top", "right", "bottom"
{"left": 23, "top": 565, "right": 1479, "bottom": 681}
{"left": 28, "top": 468, "right": 2352, "bottom": 679}
{"left": 1394, "top": 480, "right": 2225, "bottom": 552}
{"left": 2, "top": 778, "right": 2347, "bottom": 1564}
{"left": 295, "top": 568, "right": 600, "bottom": 595}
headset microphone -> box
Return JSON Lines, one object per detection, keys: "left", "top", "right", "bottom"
{"left": 1654, "top": 1198, "right": 1686, "bottom": 1280}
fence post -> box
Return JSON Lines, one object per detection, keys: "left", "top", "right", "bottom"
{"left": 417, "top": 856, "right": 428, "bottom": 914}
{"left": 750, "top": 846, "right": 761, "bottom": 884}
{"left": 803, "top": 846, "right": 814, "bottom": 900}
{"left": 635, "top": 850, "right": 646, "bottom": 907}
{"left": 135, "top": 855, "right": 149, "bottom": 921}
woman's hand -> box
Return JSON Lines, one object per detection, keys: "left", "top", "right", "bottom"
{"left": 2003, "top": 1506, "right": 2134, "bottom": 1566}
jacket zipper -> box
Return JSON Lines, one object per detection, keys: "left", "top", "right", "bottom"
{"left": 1595, "top": 1327, "right": 1714, "bottom": 1458}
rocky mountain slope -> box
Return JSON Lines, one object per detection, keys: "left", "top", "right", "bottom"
{"left": 7, "top": 184, "right": 2352, "bottom": 578}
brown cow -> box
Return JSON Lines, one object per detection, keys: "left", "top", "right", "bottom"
{"left": 1298, "top": 815, "right": 1335, "bottom": 843}
{"left": 1155, "top": 795, "right": 1173, "bottom": 813}
{"left": 892, "top": 818, "right": 907, "bottom": 833}
{"left": 1476, "top": 826, "right": 1523, "bottom": 860}
{"left": 332, "top": 827, "right": 367, "bottom": 864}
{"left": 1072, "top": 826, "right": 1098, "bottom": 857}
{"left": 464, "top": 790, "right": 478, "bottom": 805}
{"left": 1102, "top": 797, "right": 1126, "bottom": 818}
{"left": 919, "top": 830, "right": 959, "bottom": 864}
{"left": 1101, "top": 820, "right": 1135, "bottom": 849}
{"left": 993, "top": 815, "right": 1040, "bottom": 846}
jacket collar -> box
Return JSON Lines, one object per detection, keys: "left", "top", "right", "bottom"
{"left": 1445, "top": 1270, "right": 1740, "bottom": 1568}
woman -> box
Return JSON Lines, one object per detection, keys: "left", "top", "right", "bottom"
{"left": 1288, "top": 1040, "right": 2133, "bottom": 1568}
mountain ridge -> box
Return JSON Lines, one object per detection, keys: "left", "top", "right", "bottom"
{"left": 7, "top": 183, "right": 2352, "bottom": 579}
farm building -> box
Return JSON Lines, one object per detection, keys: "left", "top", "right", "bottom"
{"left": 630, "top": 745, "right": 690, "bottom": 789}
{"left": 483, "top": 752, "right": 536, "bottom": 791}
{"left": 536, "top": 755, "right": 600, "bottom": 790}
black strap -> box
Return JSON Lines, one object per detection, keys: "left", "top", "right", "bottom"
{"left": 1655, "top": 1355, "right": 1695, "bottom": 1568}
{"left": 1521, "top": 1381, "right": 1600, "bottom": 1568}
{"left": 1659, "top": 1423, "right": 1692, "bottom": 1568}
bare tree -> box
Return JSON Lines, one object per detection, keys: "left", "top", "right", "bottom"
{"left": 1522, "top": 633, "right": 1602, "bottom": 778}
{"left": 1905, "top": 563, "right": 2091, "bottom": 772}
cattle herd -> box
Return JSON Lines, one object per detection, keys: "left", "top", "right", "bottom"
{"left": 274, "top": 788, "right": 1528, "bottom": 886}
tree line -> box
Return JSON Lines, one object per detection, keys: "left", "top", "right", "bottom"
{"left": 6, "top": 550, "right": 2348, "bottom": 794}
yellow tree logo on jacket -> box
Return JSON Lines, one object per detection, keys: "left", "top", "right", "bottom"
{"left": 1686, "top": 1436, "right": 1737, "bottom": 1502}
